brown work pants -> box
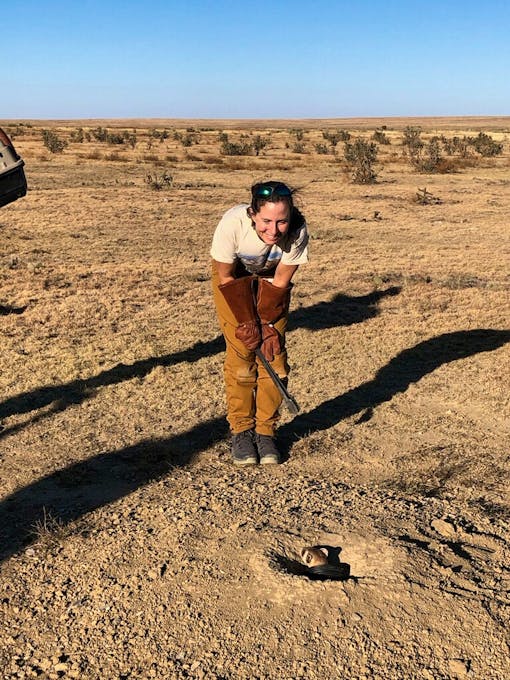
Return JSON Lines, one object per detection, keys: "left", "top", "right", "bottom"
{"left": 211, "top": 262, "right": 290, "bottom": 436}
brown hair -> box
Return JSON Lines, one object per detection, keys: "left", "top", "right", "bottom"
{"left": 249, "top": 180, "right": 305, "bottom": 232}
{"left": 250, "top": 181, "right": 294, "bottom": 213}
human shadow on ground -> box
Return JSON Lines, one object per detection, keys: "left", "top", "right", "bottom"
{"left": 1, "top": 328, "right": 508, "bottom": 564}
{"left": 276, "top": 329, "right": 510, "bottom": 457}
{"left": 287, "top": 286, "right": 401, "bottom": 332}
{"left": 0, "top": 287, "right": 400, "bottom": 434}
{"left": 0, "top": 416, "right": 230, "bottom": 563}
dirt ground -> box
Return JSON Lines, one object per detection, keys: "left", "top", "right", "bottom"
{"left": 0, "top": 117, "right": 509, "bottom": 679}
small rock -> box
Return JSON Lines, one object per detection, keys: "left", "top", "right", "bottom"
{"left": 448, "top": 658, "right": 470, "bottom": 677}
{"left": 431, "top": 519, "right": 456, "bottom": 538}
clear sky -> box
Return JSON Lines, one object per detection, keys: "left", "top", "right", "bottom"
{"left": 3, "top": 0, "right": 509, "bottom": 119}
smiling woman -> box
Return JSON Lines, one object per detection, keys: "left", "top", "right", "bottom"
{"left": 211, "top": 181, "right": 309, "bottom": 466}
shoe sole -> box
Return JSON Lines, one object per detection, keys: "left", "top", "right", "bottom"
{"left": 233, "top": 457, "right": 258, "bottom": 466}
{"left": 259, "top": 455, "right": 280, "bottom": 465}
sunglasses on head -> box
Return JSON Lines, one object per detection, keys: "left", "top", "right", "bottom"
{"left": 254, "top": 183, "right": 292, "bottom": 200}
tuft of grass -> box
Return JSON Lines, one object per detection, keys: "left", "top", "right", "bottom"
{"left": 32, "top": 508, "right": 67, "bottom": 549}
{"left": 144, "top": 170, "right": 173, "bottom": 191}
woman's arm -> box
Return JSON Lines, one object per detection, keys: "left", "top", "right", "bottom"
{"left": 213, "top": 260, "right": 236, "bottom": 285}
{"left": 272, "top": 263, "right": 298, "bottom": 288}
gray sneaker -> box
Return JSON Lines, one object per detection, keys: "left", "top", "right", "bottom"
{"left": 232, "top": 430, "right": 257, "bottom": 466}
{"left": 255, "top": 433, "right": 281, "bottom": 465}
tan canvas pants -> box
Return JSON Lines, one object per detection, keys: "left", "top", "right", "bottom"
{"left": 212, "top": 262, "right": 290, "bottom": 436}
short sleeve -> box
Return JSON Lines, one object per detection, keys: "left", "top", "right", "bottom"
{"left": 281, "top": 222, "right": 309, "bottom": 266}
{"left": 210, "top": 209, "right": 240, "bottom": 263}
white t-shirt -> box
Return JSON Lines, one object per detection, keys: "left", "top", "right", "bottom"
{"left": 210, "top": 204, "right": 309, "bottom": 276}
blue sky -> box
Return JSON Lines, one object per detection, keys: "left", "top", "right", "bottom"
{"left": 3, "top": 0, "right": 509, "bottom": 119}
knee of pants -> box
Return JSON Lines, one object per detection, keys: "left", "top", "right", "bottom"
{"left": 226, "top": 361, "right": 257, "bottom": 386}
{"left": 235, "top": 363, "right": 257, "bottom": 385}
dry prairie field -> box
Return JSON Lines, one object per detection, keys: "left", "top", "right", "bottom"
{"left": 1, "top": 117, "right": 509, "bottom": 679}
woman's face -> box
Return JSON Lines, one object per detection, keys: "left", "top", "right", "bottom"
{"left": 250, "top": 201, "right": 291, "bottom": 245}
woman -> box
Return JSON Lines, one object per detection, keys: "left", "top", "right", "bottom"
{"left": 211, "top": 181, "right": 309, "bottom": 465}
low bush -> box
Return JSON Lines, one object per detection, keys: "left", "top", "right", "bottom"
{"left": 144, "top": 170, "right": 173, "bottom": 191}
{"left": 42, "top": 130, "right": 67, "bottom": 153}
{"left": 220, "top": 134, "right": 253, "bottom": 156}
{"left": 314, "top": 143, "right": 330, "bottom": 154}
{"left": 372, "top": 129, "right": 390, "bottom": 145}
{"left": 323, "top": 130, "right": 350, "bottom": 147}
{"left": 344, "top": 138, "right": 378, "bottom": 183}
{"left": 252, "top": 135, "right": 269, "bottom": 156}
{"left": 468, "top": 132, "right": 503, "bottom": 157}
{"left": 292, "top": 142, "right": 306, "bottom": 154}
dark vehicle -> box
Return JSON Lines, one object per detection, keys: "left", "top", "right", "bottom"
{"left": 0, "top": 127, "right": 27, "bottom": 207}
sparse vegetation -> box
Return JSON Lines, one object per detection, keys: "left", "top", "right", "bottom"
{"left": 32, "top": 508, "right": 67, "bottom": 549}
{"left": 1, "top": 117, "right": 509, "bottom": 680}
{"left": 90, "top": 126, "right": 137, "bottom": 147}
{"left": 372, "top": 129, "right": 390, "bottom": 145}
{"left": 252, "top": 135, "right": 269, "bottom": 156}
{"left": 70, "top": 127, "right": 85, "bottom": 143}
{"left": 42, "top": 129, "right": 68, "bottom": 153}
{"left": 344, "top": 137, "right": 378, "bottom": 183}
{"left": 468, "top": 131, "right": 503, "bottom": 157}
{"left": 314, "top": 143, "right": 330, "bottom": 154}
{"left": 144, "top": 169, "right": 173, "bottom": 190}
{"left": 290, "top": 128, "right": 305, "bottom": 141}
{"left": 151, "top": 129, "right": 170, "bottom": 142}
{"left": 413, "top": 187, "right": 442, "bottom": 204}
{"left": 403, "top": 129, "right": 466, "bottom": 173}
{"left": 220, "top": 134, "right": 253, "bottom": 156}
{"left": 292, "top": 141, "right": 306, "bottom": 154}
{"left": 322, "top": 130, "right": 350, "bottom": 148}
{"left": 402, "top": 126, "right": 424, "bottom": 167}
{"left": 174, "top": 130, "right": 200, "bottom": 147}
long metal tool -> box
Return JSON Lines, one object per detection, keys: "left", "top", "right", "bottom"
{"left": 255, "top": 348, "right": 300, "bottom": 414}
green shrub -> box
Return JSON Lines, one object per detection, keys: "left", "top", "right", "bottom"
{"left": 42, "top": 130, "right": 67, "bottom": 153}
{"left": 92, "top": 126, "right": 108, "bottom": 142}
{"left": 70, "top": 128, "right": 84, "bottom": 143}
{"left": 252, "top": 135, "right": 269, "bottom": 156}
{"left": 344, "top": 138, "right": 378, "bottom": 183}
{"left": 322, "top": 130, "right": 350, "bottom": 147}
{"left": 314, "top": 143, "right": 330, "bottom": 154}
{"left": 220, "top": 134, "right": 252, "bottom": 156}
{"left": 419, "top": 137, "right": 442, "bottom": 172}
{"left": 372, "top": 129, "right": 390, "bottom": 145}
{"left": 174, "top": 130, "right": 199, "bottom": 147}
{"left": 144, "top": 170, "right": 173, "bottom": 191}
{"left": 402, "top": 126, "right": 423, "bottom": 165}
{"left": 292, "top": 141, "right": 306, "bottom": 154}
{"left": 150, "top": 129, "right": 169, "bottom": 142}
{"left": 468, "top": 132, "right": 503, "bottom": 157}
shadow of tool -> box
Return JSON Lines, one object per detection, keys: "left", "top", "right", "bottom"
{"left": 278, "top": 328, "right": 510, "bottom": 457}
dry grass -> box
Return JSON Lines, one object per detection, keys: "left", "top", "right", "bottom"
{"left": 1, "top": 117, "right": 509, "bottom": 678}
{"left": 1, "top": 117, "right": 509, "bottom": 489}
